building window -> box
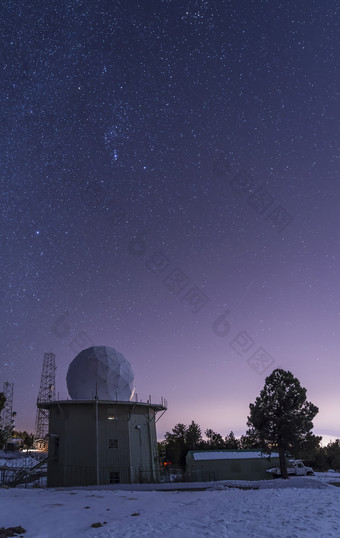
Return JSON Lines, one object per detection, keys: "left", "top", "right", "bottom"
{"left": 109, "top": 471, "right": 120, "bottom": 484}
{"left": 109, "top": 438, "right": 118, "bottom": 449}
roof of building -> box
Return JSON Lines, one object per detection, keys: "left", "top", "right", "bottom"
{"left": 190, "top": 450, "right": 280, "bottom": 461}
{"left": 37, "top": 399, "right": 167, "bottom": 411}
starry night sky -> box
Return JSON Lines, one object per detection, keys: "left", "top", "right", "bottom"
{"left": 1, "top": 1, "right": 339, "bottom": 441}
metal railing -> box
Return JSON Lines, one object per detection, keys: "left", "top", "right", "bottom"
{"left": 0, "top": 457, "right": 48, "bottom": 487}
{"left": 42, "top": 391, "right": 168, "bottom": 408}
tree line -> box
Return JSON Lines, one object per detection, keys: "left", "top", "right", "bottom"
{"left": 160, "top": 421, "right": 340, "bottom": 473}
{"left": 159, "top": 423, "right": 258, "bottom": 469}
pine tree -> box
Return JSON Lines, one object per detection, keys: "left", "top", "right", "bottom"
{"left": 164, "top": 423, "right": 188, "bottom": 469}
{"left": 239, "top": 429, "right": 260, "bottom": 449}
{"left": 186, "top": 421, "right": 203, "bottom": 450}
{"left": 205, "top": 429, "right": 225, "bottom": 449}
{"left": 290, "top": 432, "right": 322, "bottom": 462}
{"left": 326, "top": 439, "right": 340, "bottom": 471}
{"left": 224, "top": 431, "right": 240, "bottom": 449}
{"left": 247, "top": 369, "right": 318, "bottom": 478}
{"left": 164, "top": 422, "right": 205, "bottom": 468}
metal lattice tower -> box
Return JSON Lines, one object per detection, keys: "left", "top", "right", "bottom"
{"left": 35, "top": 352, "right": 56, "bottom": 439}
{"left": 0, "top": 381, "right": 14, "bottom": 434}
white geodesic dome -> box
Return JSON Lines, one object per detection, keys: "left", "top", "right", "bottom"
{"left": 66, "top": 346, "right": 134, "bottom": 401}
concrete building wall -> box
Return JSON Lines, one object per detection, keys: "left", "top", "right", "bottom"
{"left": 47, "top": 402, "right": 97, "bottom": 487}
{"left": 98, "top": 404, "right": 130, "bottom": 484}
{"left": 43, "top": 400, "right": 163, "bottom": 487}
{"left": 128, "top": 406, "right": 159, "bottom": 483}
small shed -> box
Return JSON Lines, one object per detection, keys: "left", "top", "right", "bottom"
{"left": 4, "top": 439, "right": 22, "bottom": 452}
{"left": 186, "top": 449, "right": 281, "bottom": 481}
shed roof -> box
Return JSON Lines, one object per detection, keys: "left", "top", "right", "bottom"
{"left": 191, "top": 450, "right": 280, "bottom": 461}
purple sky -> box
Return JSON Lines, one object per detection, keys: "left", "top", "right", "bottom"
{"left": 1, "top": 0, "right": 339, "bottom": 442}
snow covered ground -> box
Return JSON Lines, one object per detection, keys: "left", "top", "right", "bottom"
{"left": 1, "top": 476, "right": 340, "bottom": 537}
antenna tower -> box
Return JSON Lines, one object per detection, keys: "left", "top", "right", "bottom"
{"left": 35, "top": 352, "right": 56, "bottom": 439}
{"left": 0, "top": 381, "right": 14, "bottom": 437}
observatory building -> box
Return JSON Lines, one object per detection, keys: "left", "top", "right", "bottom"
{"left": 38, "top": 346, "right": 167, "bottom": 487}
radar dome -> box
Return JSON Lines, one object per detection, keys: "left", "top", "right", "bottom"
{"left": 66, "top": 346, "right": 134, "bottom": 401}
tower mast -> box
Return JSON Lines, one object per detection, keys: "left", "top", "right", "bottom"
{"left": 35, "top": 352, "right": 56, "bottom": 440}
{"left": 0, "top": 381, "right": 14, "bottom": 441}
